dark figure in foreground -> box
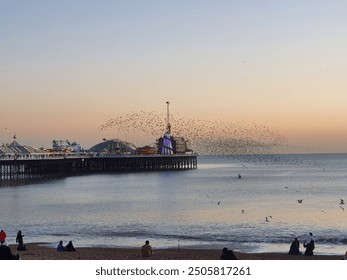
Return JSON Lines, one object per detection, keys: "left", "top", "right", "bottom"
{"left": 65, "top": 241, "right": 76, "bottom": 252}
{"left": 0, "top": 245, "right": 19, "bottom": 260}
{"left": 288, "top": 238, "right": 301, "bottom": 255}
{"left": 304, "top": 240, "right": 315, "bottom": 256}
{"left": 16, "top": 230, "right": 27, "bottom": 251}
{"left": 220, "top": 247, "right": 238, "bottom": 260}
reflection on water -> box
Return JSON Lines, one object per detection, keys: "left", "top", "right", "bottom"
{"left": 1, "top": 154, "right": 347, "bottom": 254}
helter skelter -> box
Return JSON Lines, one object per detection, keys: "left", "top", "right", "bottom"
{"left": 161, "top": 101, "right": 174, "bottom": 155}
{"left": 157, "top": 102, "right": 192, "bottom": 155}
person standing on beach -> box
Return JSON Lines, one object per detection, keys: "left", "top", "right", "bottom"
{"left": 0, "top": 230, "right": 6, "bottom": 245}
{"left": 16, "top": 230, "right": 27, "bottom": 251}
{"left": 141, "top": 240, "right": 153, "bottom": 257}
{"left": 303, "top": 240, "right": 315, "bottom": 256}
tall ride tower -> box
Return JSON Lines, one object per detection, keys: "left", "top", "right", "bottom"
{"left": 161, "top": 101, "right": 174, "bottom": 155}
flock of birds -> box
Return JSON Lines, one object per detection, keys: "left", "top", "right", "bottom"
{"left": 99, "top": 110, "right": 345, "bottom": 224}
{"left": 99, "top": 111, "right": 287, "bottom": 156}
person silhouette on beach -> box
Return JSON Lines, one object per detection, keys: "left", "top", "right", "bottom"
{"left": 303, "top": 240, "right": 315, "bottom": 256}
{"left": 16, "top": 230, "right": 27, "bottom": 251}
{"left": 0, "top": 245, "right": 19, "bottom": 260}
{"left": 288, "top": 238, "right": 301, "bottom": 255}
{"left": 65, "top": 241, "right": 76, "bottom": 252}
{"left": 0, "top": 230, "right": 6, "bottom": 245}
{"left": 220, "top": 247, "right": 238, "bottom": 260}
{"left": 141, "top": 240, "right": 153, "bottom": 257}
{"left": 57, "top": 241, "right": 65, "bottom": 252}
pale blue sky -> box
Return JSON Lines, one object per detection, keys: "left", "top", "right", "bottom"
{"left": 1, "top": 1, "right": 347, "bottom": 152}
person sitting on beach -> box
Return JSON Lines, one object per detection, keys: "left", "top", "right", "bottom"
{"left": 288, "top": 238, "right": 301, "bottom": 255}
{"left": 141, "top": 240, "right": 153, "bottom": 257}
{"left": 57, "top": 241, "right": 65, "bottom": 252}
{"left": 0, "top": 245, "right": 19, "bottom": 260}
{"left": 16, "top": 230, "right": 27, "bottom": 251}
{"left": 65, "top": 241, "right": 77, "bottom": 252}
{"left": 0, "top": 230, "right": 6, "bottom": 245}
{"left": 220, "top": 247, "right": 238, "bottom": 260}
{"left": 303, "top": 240, "right": 315, "bottom": 256}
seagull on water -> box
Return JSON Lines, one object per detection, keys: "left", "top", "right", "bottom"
{"left": 340, "top": 199, "right": 345, "bottom": 205}
{"left": 297, "top": 199, "right": 303, "bottom": 203}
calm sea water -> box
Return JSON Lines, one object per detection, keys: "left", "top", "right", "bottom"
{"left": 1, "top": 154, "right": 347, "bottom": 255}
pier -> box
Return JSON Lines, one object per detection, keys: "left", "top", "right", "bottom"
{"left": 0, "top": 154, "right": 197, "bottom": 180}
{"left": 1, "top": 102, "right": 197, "bottom": 181}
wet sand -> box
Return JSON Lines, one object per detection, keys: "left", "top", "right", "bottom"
{"left": 7, "top": 243, "right": 343, "bottom": 260}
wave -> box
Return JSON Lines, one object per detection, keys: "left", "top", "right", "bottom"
{"left": 85, "top": 228, "right": 347, "bottom": 246}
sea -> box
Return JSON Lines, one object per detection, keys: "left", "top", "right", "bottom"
{"left": 1, "top": 153, "right": 347, "bottom": 255}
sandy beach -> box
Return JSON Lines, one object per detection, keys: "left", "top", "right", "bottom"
{"left": 6, "top": 243, "right": 343, "bottom": 260}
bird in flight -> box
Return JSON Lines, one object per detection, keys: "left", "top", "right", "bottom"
{"left": 297, "top": 199, "right": 303, "bottom": 203}
{"left": 265, "top": 216, "right": 272, "bottom": 222}
{"left": 340, "top": 199, "right": 345, "bottom": 205}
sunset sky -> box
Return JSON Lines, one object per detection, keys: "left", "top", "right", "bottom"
{"left": 1, "top": 0, "right": 347, "bottom": 153}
